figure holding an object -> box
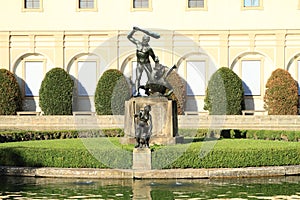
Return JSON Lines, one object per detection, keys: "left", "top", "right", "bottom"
{"left": 127, "top": 27, "right": 160, "bottom": 97}
{"left": 134, "top": 105, "right": 152, "bottom": 148}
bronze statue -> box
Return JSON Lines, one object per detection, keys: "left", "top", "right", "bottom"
{"left": 127, "top": 27, "right": 160, "bottom": 97}
{"left": 142, "top": 63, "right": 176, "bottom": 97}
{"left": 134, "top": 105, "right": 152, "bottom": 148}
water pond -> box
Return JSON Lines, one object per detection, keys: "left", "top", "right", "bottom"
{"left": 0, "top": 175, "right": 300, "bottom": 199}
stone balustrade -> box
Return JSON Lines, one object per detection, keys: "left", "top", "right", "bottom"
{"left": 0, "top": 115, "right": 300, "bottom": 131}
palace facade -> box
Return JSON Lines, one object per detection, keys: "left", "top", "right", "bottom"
{"left": 1, "top": 0, "right": 300, "bottom": 113}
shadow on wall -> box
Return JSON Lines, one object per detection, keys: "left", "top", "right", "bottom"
{"left": 14, "top": 74, "right": 37, "bottom": 111}
{"left": 15, "top": 73, "right": 94, "bottom": 112}
{"left": 185, "top": 82, "right": 199, "bottom": 113}
{"left": 70, "top": 74, "right": 93, "bottom": 112}
{"left": 242, "top": 81, "right": 255, "bottom": 110}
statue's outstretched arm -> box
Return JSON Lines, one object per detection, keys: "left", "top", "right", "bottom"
{"left": 134, "top": 26, "right": 160, "bottom": 39}
{"left": 127, "top": 29, "right": 138, "bottom": 45}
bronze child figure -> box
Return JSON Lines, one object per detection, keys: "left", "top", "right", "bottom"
{"left": 134, "top": 105, "right": 152, "bottom": 148}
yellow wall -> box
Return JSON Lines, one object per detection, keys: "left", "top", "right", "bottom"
{"left": 1, "top": 1, "right": 300, "bottom": 112}
{"left": 1, "top": 0, "right": 300, "bottom": 31}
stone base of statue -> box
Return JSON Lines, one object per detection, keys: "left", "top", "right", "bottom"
{"left": 132, "top": 148, "right": 151, "bottom": 170}
{"left": 120, "top": 96, "right": 183, "bottom": 146}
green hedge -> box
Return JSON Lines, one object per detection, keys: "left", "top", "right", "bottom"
{"left": 152, "top": 140, "right": 300, "bottom": 169}
{"left": 204, "top": 67, "right": 245, "bottom": 115}
{"left": 94, "top": 69, "right": 131, "bottom": 115}
{"left": 0, "top": 129, "right": 124, "bottom": 143}
{"left": 0, "top": 147, "right": 132, "bottom": 169}
{"left": 0, "top": 69, "right": 22, "bottom": 115}
{"left": 39, "top": 68, "right": 74, "bottom": 115}
{"left": 179, "top": 129, "right": 300, "bottom": 142}
{"left": 0, "top": 138, "right": 132, "bottom": 169}
{"left": 1, "top": 129, "right": 300, "bottom": 143}
{"left": 245, "top": 130, "right": 300, "bottom": 141}
{"left": 1, "top": 138, "right": 300, "bottom": 169}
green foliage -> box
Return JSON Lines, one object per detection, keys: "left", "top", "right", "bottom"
{"left": 95, "top": 69, "right": 131, "bottom": 115}
{"left": 152, "top": 139, "right": 300, "bottom": 169}
{"left": 204, "top": 67, "right": 244, "bottom": 115}
{"left": 0, "top": 128, "right": 124, "bottom": 143}
{"left": 0, "top": 130, "right": 79, "bottom": 143}
{"left": 245, "top": 129, "right": 300, "bottom": 141}
{"left": 178, "top": 129, "right": 209, "bottom": 138}
{"left": 39, "top": 68, "right": 74, "bottom": 115}
{"left": 166, "top": 70, "right": 186, "bottom": 115}
{"left": 264, "top": 68, "right": 299, "bottom": 115}
{"left": 0, "top": 69, "right": 22, "bottom": 115}
{"left": 0, "top": 138, "right": 132, "bottom": 168}
{"left": 1, "top": 137, "right": 300, "bottom": 169}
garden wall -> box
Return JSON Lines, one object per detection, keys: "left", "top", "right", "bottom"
{"left": 0, "top": 115, "right": 300, "bottom": 131}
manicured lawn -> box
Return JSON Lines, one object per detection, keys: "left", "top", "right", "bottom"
{"left": 0, "top": 138, "right": 299, "bottom": 169}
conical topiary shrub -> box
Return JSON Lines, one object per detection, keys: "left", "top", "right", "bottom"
{"left": 39, "top": 68, "right": 74, "bottom": 115}
{"left": 204, "top": 67, "right": 245, "bottom": 115}
{"left": 94, "top": 69, "right": 131, "bottom": 115}
{"left": 264, "top": 68, "right": 298, "bottom": 115}
{"left": 0, "top": 68, "right": 22, "bottom": 115}
{"left": 166, "top": 69, "right": 186, "bottom": 115}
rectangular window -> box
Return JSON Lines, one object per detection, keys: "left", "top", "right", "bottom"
{"left": 78, "top": 61, "right": 97, "bottom": 96}
{"left": 24, "top": 0, "right": 40, "bottom": 9}
{"left": 186, "top": 61, "right": 206, "bottom": 96}
{"left": 77, "top": 0, "right": 97, "bottom": 11}
{"left": 133, "top": 0, "right": 149, "bottom": 8}
{"left": 79, "top": 0, "right": 94, "bottom": 9}
{"left": 23, "top": 0, "right": 43, "bottom": 11}
{"left": 131, "top": 0, "right": 152, "bottom": 11}
{"left": 242, "top": 0, "right": 263, "bottom": 10}
{"left": 188, "top": 0, "right": 204, "bottom": 8}
{"left": 244, "top": 0, "right": 259, "bottom": 7}
{"left": 25, "top": 61, "right": 44, "bottom": 97}
{"left": 242, "top": 60, "right": 261, "bottom": 95}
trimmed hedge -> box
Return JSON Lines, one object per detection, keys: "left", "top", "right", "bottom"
{"left": 166, "top": 70, "right": 186, "bottom": 115}
{"left": 1, "top": 128, "right": 300, "bottom": 143}
{"left": 264, "top": 68, "right": 299, "bottom": 115}
{"left": 204, "top": 67, "right": 244, "bottom": 115}
{"left": 152, "top": 140, "right": 300, "bottom": 169}
{"left": 94, "top": 69, "right": 131, "bottom": 115}
{"left": 245, "top": 129, "right": 300, "bottom": 141}
{"left": 1, "top": 138, "right": 300, "bottom": 169}
{"left": 0, "top": 138, "right": 132, "bottom": 169}
{"left": 0, "top": 69, "right": 22, "bottom": 115}
{"left": 0, "top": 128, "right": 124, "bottom": 143}
{"left": 39, "top": 68, "right": 74, "bottom": 115}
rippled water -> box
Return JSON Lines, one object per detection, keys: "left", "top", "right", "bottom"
{"left": 0, "top": 175, "right": 300, "bottom": 199}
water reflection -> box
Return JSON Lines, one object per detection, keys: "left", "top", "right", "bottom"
{"left": 0, "top": 175, "right": 300, "bottom": 199}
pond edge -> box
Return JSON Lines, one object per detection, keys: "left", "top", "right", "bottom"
{"left": 1, "top": 165, "right": 300, "bottom": 179}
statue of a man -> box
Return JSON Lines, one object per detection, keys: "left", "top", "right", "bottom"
{"left": 127, "top": 27, "right": 160, "bottom": 97}
{"left": 134, "top": 105, "right": 152, "bottom": 148}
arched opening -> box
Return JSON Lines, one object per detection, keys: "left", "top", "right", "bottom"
{"left": 67, "top": 53, "right": 100, "bottom": 112}
{"left": 230, "top": 51, "right": 274, "bottom": 110}
{"left": 13, "top": 53, "right": 51, "bottom": 111}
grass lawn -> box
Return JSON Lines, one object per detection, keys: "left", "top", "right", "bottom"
{"left": 0, "top": 138, "right": 300, "bottom": 169}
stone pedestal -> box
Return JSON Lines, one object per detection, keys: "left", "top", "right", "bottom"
{"left": 132, "top": 148, "right": 151, "bottom": 170}
{"left": 120, "top": 96, "right": 183, "bottom": 145}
